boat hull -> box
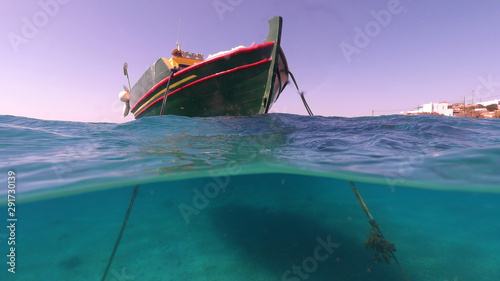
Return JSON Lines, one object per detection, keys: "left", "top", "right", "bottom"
{"left": 129, "top": 16, "right": 288, "bottom": 119}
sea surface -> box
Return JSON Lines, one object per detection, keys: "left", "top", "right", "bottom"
{"left": 1, "top": 113, "right": 499, "bottom": 281}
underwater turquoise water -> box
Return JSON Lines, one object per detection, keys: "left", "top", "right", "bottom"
{"left": 1, "top": 114, "right": 500, "bottom": 281}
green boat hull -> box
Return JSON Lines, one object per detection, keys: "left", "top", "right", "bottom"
{"left": 128, "top": 16, "right": 288, "bottom": 119}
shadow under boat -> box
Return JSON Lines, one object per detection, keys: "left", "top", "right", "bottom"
{"left": 209, "top": 204, "right": 400, "bottom": 280}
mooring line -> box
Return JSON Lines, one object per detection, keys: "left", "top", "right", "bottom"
{"left": 349, "top": 181, "right": 410, "bottom": 281}
{"left": 288, "top": 70, "right": 314, "bottom": 116}
{"left": 290, "top": 70, "right": 410, "bottom": 280}
{"left": 100, "top": 184, "right": 140, "bottom": 281}
{"left": 160, "top": 68, "right": 179, "bottom": 116}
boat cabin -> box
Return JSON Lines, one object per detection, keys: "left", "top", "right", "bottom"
{"left": 166, "top": 44, "right": 204, "bottom": 70}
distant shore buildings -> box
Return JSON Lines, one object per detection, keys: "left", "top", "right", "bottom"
{"left": 406, "top": 102, "right": 454, "bottom": 116}
{"left": 404, "top": 99, "right": 500, "bottom": 118}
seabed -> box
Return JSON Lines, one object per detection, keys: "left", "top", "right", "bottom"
{"left": 3, "top": 174, "right": 500, "bottom": 281}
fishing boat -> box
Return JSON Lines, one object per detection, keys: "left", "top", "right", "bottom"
{"left": 118, "top": 16, "right": 290, "bottom": 119}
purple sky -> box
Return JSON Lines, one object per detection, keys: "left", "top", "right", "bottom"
{"left": 2, "top": 0, "right": 500, "bottom": 123}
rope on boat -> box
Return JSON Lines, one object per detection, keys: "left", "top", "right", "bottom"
{"left": 100, "top": 184, "right": 140, "bottom": 281}
{"left": 160, "top": 68, "right": 179, "bottom": 116}
{"left": 349, "top": 181, "right": 411, "bottom": 281}
{"left": 288, "top": 71, "right": 314, "bottom": 116}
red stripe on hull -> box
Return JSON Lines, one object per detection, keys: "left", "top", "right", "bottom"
{"left": 134, "top": 58, "right": 271, "bottom": 118}
{"left": 130, "top": 41, "right": 275, "bottom": 113}
{"left": 174, "top": 41, "right": 275, "bottom": 76}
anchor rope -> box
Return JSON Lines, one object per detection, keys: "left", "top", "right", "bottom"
{"left": 349, "top": 181, "right": 411, "bottom": 281}
{"left": 100, "top": 184, "right": 140, "bottom": 281}
{"left": 288, "top": 70, "right": 409, "bottom": 280}
{"left": 160, "top": 68, "right": 179, "bottom": 116}
{"left": 288, "top": 71, "right": 314, "bottom": 116}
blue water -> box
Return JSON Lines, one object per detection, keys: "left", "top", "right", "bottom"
{"left": 1, "top": 114, "right": 500, "bottom": 281}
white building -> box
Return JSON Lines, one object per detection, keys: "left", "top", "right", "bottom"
{"left": 407, "top": 102, "right": 453, "bottom": 116}
{"left": 477, "top": 99, "right": 500, "bottom": 107}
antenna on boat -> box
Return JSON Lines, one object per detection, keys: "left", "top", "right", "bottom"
{"left": 176, "top": 18, "right": 181, "bottom": 51}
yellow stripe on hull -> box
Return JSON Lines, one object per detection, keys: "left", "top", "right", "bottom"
{"left": 134, "top": 75, "right": 197, "bottom": 114}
